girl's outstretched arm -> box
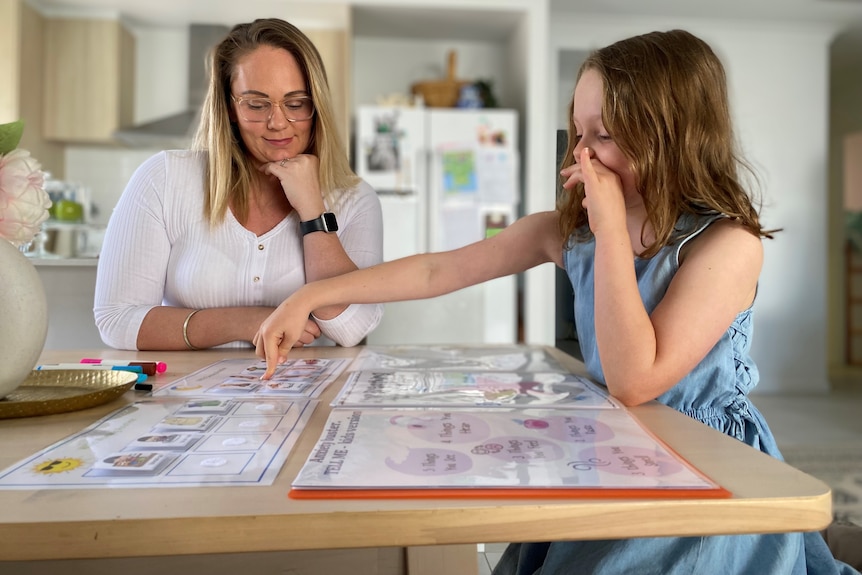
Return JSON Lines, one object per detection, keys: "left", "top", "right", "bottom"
{"left": 254, "top": 211, "right": 564, "bottom": 378}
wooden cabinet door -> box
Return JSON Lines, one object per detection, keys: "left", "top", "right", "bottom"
{"left": 43, "top": 18, "right": 134, "bottom": 143}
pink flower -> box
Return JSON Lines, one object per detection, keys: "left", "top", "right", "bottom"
{"left": 0, "top": 149, "right": 51, "bottom": 246}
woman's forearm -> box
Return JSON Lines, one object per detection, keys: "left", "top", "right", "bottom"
{"left": 137, "top": 306, "right": 276, "bottom": 350}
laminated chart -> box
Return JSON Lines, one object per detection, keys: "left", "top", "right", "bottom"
{"left": 333, "top": 370, "right": 618, "bottom": 409}
{"left": 290, "top": 407, "right": 728, "bottom": 499}
{"left": 0, "top": 397, "right": 316, "bottom": 488}
{"left": 154, "top": 357, "right": 349, "bottom": 399}
{"left": 347, "top": 345, "right": 567, "bottom": 373}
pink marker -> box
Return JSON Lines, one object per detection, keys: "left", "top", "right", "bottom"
{"left": 80, "top": 358, "right": 167, "bottom": 375}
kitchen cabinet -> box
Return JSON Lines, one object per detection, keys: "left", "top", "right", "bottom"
{"left": 0, "top": 1, "right": 18, "bottom": 122}
{"left": 33, "top": 259, "right": 104, "bottom": 350}
{"left": 0, "top": 0, "right": 64, "bottom": 172}
{"left": 43, "top": 17, "right": 135, "bottom": 143}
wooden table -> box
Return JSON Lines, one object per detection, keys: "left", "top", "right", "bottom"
{"left": 0, "top": 347, "right": 833, "bottom": 574}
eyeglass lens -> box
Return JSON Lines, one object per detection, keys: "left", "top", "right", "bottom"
{"left": 238, "top": 97, "right": 314, "bottom": 122}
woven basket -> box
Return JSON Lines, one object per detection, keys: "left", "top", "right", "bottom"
{"left": 411, "top": 51, "right": 467, "bottom": 108}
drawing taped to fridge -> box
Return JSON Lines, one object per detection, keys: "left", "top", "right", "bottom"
{"left": 355, "top": 106, "right": 520, "bottom": 346}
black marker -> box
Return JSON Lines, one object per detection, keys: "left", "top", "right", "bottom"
{"left": 134, "top": 382, "right": 154, "bottom": 392}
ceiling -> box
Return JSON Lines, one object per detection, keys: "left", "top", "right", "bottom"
{"left": 27, "top": 0, "right": 351, "bottom": 27}
{"left": 24, "top": 0, "right": 862, "bottom": 52}
{"left": 351, "top": 6, "right": 520, "bottom": 42}
{"left": 550, "top": 0, "right": 862, "bottom": 25}
{"left": 26, "top": 0, "right": 523, "bottom": 41}
{"left": 28, "top": 0, "right": 862, "bottom": 29}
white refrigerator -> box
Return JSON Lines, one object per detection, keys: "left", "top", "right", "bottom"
{"left": 355, "top": 106, "right": 520, "bottom": 345}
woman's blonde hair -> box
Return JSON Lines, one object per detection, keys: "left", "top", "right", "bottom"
{"left": 192, "top": 18, "right": 358, "bottom": 225}
{"left": 558, "top": 29, "right": 773, "bottom": 256}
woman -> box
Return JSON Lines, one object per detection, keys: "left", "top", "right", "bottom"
{"left": 94, "top": 18, "right": 383, "bottom": 351}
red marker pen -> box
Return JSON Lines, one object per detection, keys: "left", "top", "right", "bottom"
{"left": 80, "top": 359, "right": 167, "bottom": 376}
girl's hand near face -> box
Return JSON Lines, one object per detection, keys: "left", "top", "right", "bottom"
{"left": 560, "top": 148, "right": 627, "bottom": 237}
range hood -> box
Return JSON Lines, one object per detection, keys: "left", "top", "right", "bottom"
{"left": 114, "top": 24, "right": 230, "bottom": 148}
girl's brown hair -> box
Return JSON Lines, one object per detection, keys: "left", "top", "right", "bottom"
{"left": 558, "top": 29, "right": 773, "bottom": 256}
{"left": 193, "top": 18, "right": 358, "bottom": 225}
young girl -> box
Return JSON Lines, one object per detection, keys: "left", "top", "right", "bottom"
{"left": 255, "top": 30, "right": 859, "bottom": 574}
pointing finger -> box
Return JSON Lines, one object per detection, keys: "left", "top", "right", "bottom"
{"left": 260, "top": 332, "right": 285, "bottom": 380}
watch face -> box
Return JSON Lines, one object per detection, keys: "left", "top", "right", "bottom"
{"left": 323, "top": 212, "right": 338, "bottom": 232}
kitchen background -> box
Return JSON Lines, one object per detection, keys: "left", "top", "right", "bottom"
{"left": 2, "top": 0, "right": 862, "bottom": 396}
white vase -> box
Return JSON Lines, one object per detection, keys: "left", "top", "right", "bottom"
{"left": 0, "top": 240, "right": 48, "bottom": 398}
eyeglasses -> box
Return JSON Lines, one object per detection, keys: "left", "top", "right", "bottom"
{"left": 232, "top": 95, "right": 315, "bottom": 123}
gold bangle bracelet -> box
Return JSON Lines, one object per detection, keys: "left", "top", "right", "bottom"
{"left": 182, "top": 309, "right": 202, "bottom": 351}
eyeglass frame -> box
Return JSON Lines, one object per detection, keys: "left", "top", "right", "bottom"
{"left": 231, "top": 94, "right": 316, "bottom": 123}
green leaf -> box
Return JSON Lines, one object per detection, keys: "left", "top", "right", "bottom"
{"left": 0, "top": 120, "right": 24, "bottom": 155}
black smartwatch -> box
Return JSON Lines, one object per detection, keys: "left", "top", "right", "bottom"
{"left": 300, "top": 212, "right": 338, "bottom": 236}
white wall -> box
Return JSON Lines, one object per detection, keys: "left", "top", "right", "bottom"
{"left": 550, "top": 14, "right": 835, "bottom": 394}
{"left": 352, "top": 38, "right": 513, "bottom": 108}
{"left": 132, "top": 25, "right": 188, "bottom": 124}
{"left": 64, "top": 147, "right": 159, "bottom": 225}
{"left": 723, "top": 25, "right": 831, "bottom": 395}
{"left": 516, "top": 1, "right": 555, "bottom": 348}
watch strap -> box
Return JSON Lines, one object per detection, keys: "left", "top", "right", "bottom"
{"left": 300, "top": 212, "right": 338, "bottom": 236}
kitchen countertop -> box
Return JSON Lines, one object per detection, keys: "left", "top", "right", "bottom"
{"left": 29, "top": 257, "right": 98, "bottom": 267}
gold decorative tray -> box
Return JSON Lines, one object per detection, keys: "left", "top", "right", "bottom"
{"left": 0, "top": 370, "right": 137, "bottom": 419}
